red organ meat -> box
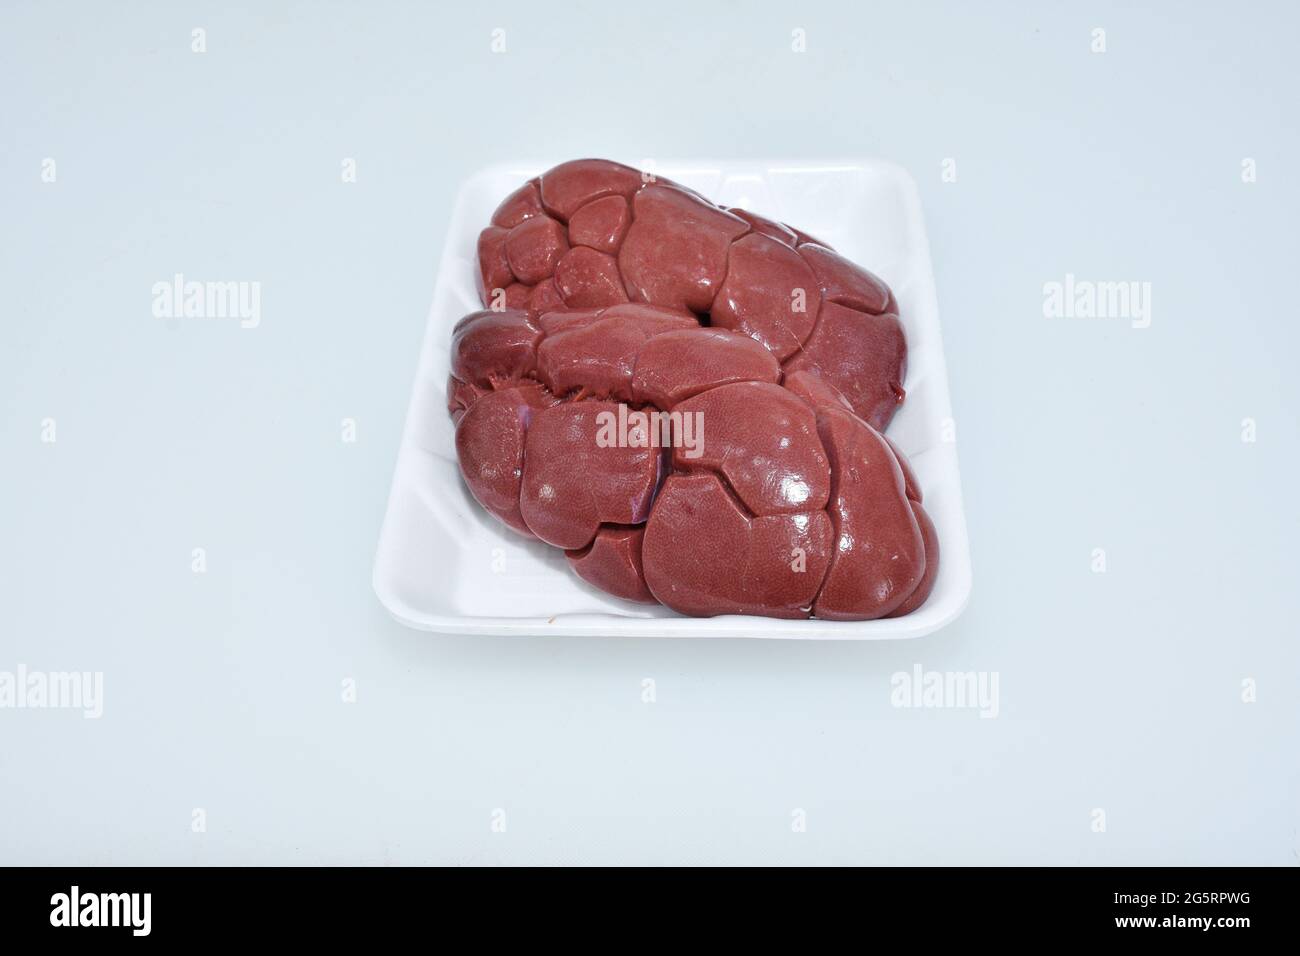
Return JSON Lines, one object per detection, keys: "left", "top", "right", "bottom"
{"left": 448, "top": 159, "right": 937, "bottom": 620}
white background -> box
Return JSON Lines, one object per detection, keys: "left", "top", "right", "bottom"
{"left": 1, "top": 0, "right": 1297, "bottom": 865}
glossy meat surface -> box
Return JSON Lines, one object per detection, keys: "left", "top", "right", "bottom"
{"left": 448, "top": 160, "right": 937, "bottom": 620}
{"left": 477, "top": 159, "right": 906, "bottom": 430}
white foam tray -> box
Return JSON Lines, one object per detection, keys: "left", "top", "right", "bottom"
{"left": 374, "top": 159, "right": 971, "bottom": 639}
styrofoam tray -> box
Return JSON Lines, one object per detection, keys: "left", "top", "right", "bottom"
{"left": 373, "top": 159, "right": 971, "bottom": 639}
